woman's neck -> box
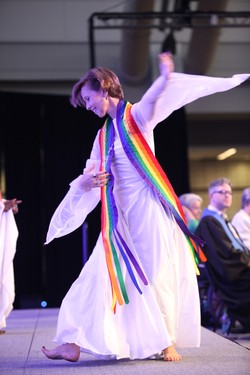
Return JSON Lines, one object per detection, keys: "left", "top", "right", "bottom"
{"left": 108, "top": 97, "right": 120, "bottom": 119}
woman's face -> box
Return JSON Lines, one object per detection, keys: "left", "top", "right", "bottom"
{"left": 190, "top": 199, "right": 202, "bottom": 220}
{"left": 81, "top": 84, "right": 109, "bottom": 118}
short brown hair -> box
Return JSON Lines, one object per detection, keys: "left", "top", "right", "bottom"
{"left": 70, "top": 67, "right": 124, "bottom": 108}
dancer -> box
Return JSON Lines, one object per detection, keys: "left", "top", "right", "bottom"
{"left": 42, "top": 53, "right": 249, "bottom": 362}
{"left": 0, "top": 191, "right": 22, "bottom": 333}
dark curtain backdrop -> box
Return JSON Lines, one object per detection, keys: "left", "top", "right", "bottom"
{"left": 0, "top": 91, "right": 189, "bottom": 308}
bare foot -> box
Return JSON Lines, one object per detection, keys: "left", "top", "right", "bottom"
{"left": 163, "top": 345, "right": 182, "bottom": 361}
{"left": 42, "top": 343, "right": 80, "bottom": 362}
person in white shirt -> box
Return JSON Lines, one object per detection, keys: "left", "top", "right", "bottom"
{"left": 232, "top": 187, "right": 250, "bottom": 250}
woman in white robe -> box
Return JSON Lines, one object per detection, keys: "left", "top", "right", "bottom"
{"left": 42, "top": 53, "right": 249, "bottom": 362}
{"left": 0, "top": 194, "right": 20, "bottom": 332}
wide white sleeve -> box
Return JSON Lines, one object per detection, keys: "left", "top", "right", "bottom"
{"left": 132, "top": 72, "right": 250, "bottom": 131}
{"left": 45, "top": 130, "right": 102, "bottom": 244}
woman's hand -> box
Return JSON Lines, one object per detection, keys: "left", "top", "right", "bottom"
{"left": 80, "top": 164, "right": 109, "bottom": 191}
{"left": 3, "top": 198, "right": 22, "bottom": 214}
{"left": 158, "top": 52, "right": 174, "bottom": 78}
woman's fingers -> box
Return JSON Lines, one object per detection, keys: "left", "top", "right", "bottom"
{"left": 92, "top": 172, "right": 109, "bottom": 187}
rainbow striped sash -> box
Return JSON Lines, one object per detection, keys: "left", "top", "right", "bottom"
{"left": 99, "top": 115, "right": 148, "bottom": 312}
{"left": 99, "top": 100, "right": 205, "bottom": 311}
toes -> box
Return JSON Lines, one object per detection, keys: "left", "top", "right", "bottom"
{"left": 164, "top": 354, "right": 181, "bottom": 361}
{"left": 41, "top": 344, "right": 80, "bottom": 362}
{"left": 163, "top": 346, "right": 182, "bottom": 362}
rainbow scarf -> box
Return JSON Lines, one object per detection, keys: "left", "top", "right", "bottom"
{"left": 99, "top": 100, "right": 205, "bottom": 311}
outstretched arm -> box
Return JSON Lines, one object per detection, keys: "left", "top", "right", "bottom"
{"left": 131, "top": 52, "right": 174, "bottom": 128}
{"left": 132, "top": 56, "right": 249, "bottom": 132}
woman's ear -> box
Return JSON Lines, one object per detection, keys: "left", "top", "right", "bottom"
{"left": 103, "top": 91, "right": 108, "bottom": 99}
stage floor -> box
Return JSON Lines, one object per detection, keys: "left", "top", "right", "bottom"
{"left": 0, "top": 308, "right": 249, "bottom": 375}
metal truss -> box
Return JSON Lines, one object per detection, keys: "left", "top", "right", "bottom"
{"left": 88, "top": 11, "right": 250, "bottom": 66}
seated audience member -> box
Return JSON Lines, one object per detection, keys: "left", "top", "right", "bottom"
{"left": 0, "top": 191, "right": 22, "bottom": 333}
{"left": 195, "top": 178, "right": 250, "bottom": 332}
{"left": 179, "top": 194, "right": 210, "bottom": 324}
{"left": 232, "top": 187, "right": 250, "bottom": 250}
{"left": 179, "top": 193, "right": 203, "bottom": 233}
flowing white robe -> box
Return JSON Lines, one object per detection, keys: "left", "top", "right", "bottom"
{"left": 45, "top": 72, "right": 249, "bottom": 359}
{"left": 0, "top": 201, "right": 19, "bottom": 330}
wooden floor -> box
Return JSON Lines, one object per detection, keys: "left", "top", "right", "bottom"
{"left": 0, "top": 308, "right": 249, "bottom": 375}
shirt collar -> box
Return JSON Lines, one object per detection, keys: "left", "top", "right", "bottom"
{"left": 208, "top": 204, "right": 228, "bottom": 219}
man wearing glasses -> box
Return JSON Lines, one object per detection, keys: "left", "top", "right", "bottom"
{"left": 195, "top": 177, "right": 250, "bottom": 333}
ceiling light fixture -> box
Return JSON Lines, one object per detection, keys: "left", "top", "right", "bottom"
{"left": 216, "top": 148, "right": 237, "bottom": 161}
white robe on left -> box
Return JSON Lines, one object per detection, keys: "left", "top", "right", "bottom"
{"left": 0, "top": 202, "right": 19, "bottom": 330}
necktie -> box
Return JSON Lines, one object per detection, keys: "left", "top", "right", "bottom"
{"left": 222, "top": 214, "right": 246, "bottom": 250}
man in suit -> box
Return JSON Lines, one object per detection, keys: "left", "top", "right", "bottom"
{"left": 195, "top": 177, "right": 250, "bottom": 332}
